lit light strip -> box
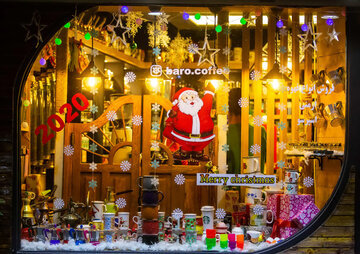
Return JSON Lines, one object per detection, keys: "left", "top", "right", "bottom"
{"left": 189, "top": 15, "right": 268, "bottom": 25}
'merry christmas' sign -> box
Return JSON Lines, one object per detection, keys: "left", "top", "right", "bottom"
{"left": 196, "top": 173, "right": 276, "bottom": 187}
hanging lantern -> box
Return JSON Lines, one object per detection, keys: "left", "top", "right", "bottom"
{"left": 261, "top": 62, "right": 291, "bottom": 93}
{"left": 81, "top": 60, "right": 105, "bottom": 92}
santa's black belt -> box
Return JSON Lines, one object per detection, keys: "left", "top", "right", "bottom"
{"left": 173, "top": 128, "right": 213, "bottom": 138}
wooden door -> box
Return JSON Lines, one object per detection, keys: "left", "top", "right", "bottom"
{"left": 142, "top": 95, "right": 217, "bottom": 216}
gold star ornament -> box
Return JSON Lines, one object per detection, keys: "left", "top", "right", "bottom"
{"left": 194, "top": 36, "right": 220, "bottom": 67}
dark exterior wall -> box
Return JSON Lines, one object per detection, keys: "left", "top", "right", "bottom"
{"left": 0, "top": 2, "right": 358, "bottom": 254}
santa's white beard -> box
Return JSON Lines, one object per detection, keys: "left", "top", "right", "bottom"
{"left": 178, "top": 97, "right": 203, "bottom": 116}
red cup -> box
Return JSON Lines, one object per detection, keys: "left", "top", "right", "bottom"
{"left": 142, "top": 220, "right": 159, "bottom": 235}
{"left": 206, "top": 229, "right": 216, "bottom": 238}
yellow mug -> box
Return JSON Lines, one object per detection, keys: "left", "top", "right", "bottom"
{"left": 89, "top": 220, "right": 104, "bottom": 230}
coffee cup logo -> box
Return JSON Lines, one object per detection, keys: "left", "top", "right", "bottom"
{"left": 150, "top": 65, "right": 162, "bottom": 77}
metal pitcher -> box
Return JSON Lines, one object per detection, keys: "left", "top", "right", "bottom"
{"left": 327, "top": 67, "right": 344, "bottom": 93}
{"left": 324, "top": 101, "right": 344, "bottom": 127}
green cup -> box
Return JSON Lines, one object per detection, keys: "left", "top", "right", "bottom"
{"left": 206, "top": 238, "right": 216, "bottom": 250}
{"left": 220, "top": 241, "right": 228, "bottom": 249}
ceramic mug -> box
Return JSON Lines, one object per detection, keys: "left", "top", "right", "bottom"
{"left": 142, "top": 234, "right": 159, "bottom": 245}
{"left": 285, "top": 170, "right": 300, "bottom": 184}
{"left": 250, "top": 207, "right": 274, "bottom": 226}
{"left": 142, "top": 220, "right": 159, "bottom": 235}
{"left": 89, "top": 219, "right": 104, "bottom": 230}
{"left": 118, "top": 212, "right": 130, "bottom": 229}
{"left": 133, "top": 212, "right": 142, "bottom": 229}
{"left": 185, "top": 231, "right": 197, "bottom": 244}
{"left": 138, "top": 175, "right": 159, "bottom": 190}
{"left": 247, "top": 230, "right": 261, "bottom": 244}
{"left": 243, "top": 157, "right": 260, "bottom": 173}
{"left": 201, "top": 206, "right": 215, "bottom": 232}
{"left": 184, "top": 213, "right": 197, "bottom": 231}
{"left": 142, "top": 190, "right": 164, "bottom": 205}
{"left": 324, "top": 101, "right": 344, "bottom": 127}
{"left": 245, "top": 187, "right": 267, "bottom": 204}
{"left": 327, "top": 67, "right": 344, "bottom": 93}
{"left": 142, "top": 205, "right": 159, "bottom": 220}
{"left": 158, "top": 212, "right": 165, "bottom": 231}
{"left": 103, "top": 213, "right": 115, "bottom": 230}
{"left": 104, "top": 202, "right": 117, "bottom": 213}
{"left": 92, "top": 201, "right": 104, "bottom": 220}
{"left": 285, "top": 183, "right": 298, "bottom": 194}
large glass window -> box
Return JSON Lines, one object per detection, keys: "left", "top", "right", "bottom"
{"left": 19, "top": 5, "right": 346, "bottom": 252}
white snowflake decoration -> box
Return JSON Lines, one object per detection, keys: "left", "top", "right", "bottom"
{"left": 222, "top": 47, "right": 231, "bottom": 55}
{"left": 132, "top": 115, "right": 142, "bottom": 126}
{"left": 215, "top": 208, "right": 226, "bottom": 219}
{"left": 150, "top": 177, "right": 159, "bottom": 187}
{"left": 279, "top": 65, "right": 288, "bottom": 74}
{"left": 115, "top": 198, "right": 127, "bottom": 209}
{"left": 250, "top": 144, "right": 261, "bottom": 155}
{"left": 124, "top": 72, "right": 136, "bottom": 83}
{"left": 152, "top": 103, "right": 161, "bottom": 112}
{"left": 188, "top": 43, "right": 199, "bottom": 54}
{"left": 278, "top": 103, "right": 287, "bottom": 111}
{"left": 222, "top": 124, "right": 229, "bottom": 132}
{"left": 64, "top": 145, "right": 74, "bottom": 156}
{"left": 303, "top": 176, "right": 314, "bottom": 188}
{"left": 253, "top": 204, "right": 264, "bottom": 216}
{"left": 90, "top": 87, "right": 98, "bottom": 95}
{"left": 238, "top": 97, "right": 249, "bottom": 108}
{"left": 90, "top": 66, "right": 99, "bottom": 75}
{"left": 89, "top": 124, "right": 98, "bottom": 134}
{"left": 278, "top": 142, "right": 287, "bottom": 150}
{"left": 151, "top": 141, "right": 160, "bottom": 150}
{"left": 172, "top": 208, "right": 183, "bottom": 220}
{"left": 174, "top": 174, "right": 185, "bottom": 185}
{"left": 106, "top": 110, "right": 118, "bottom": 121}
{"left": 91, "top": 49, "right": 99, "bottom": 57}
{"left": 279, "top": 180, "right": 286, "bottom": 189}
{"left": 250, "top": 70, "right": 262, "bottom": 81}
{"left": 120, "top": 160, "right": 131, "bottom": 172}
{"left": 253, "top": 115, "right": 263, "bottom": 127}
{"left": 219, "top": 164, "right": 228, "bottom": 171}
{"left": 89, "top": 162, "right": 97, "bottom": 171}
{"left": 53, "top": 198, "right": 65, "bottom": 210}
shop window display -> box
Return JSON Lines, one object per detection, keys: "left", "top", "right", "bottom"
{"left": 19, "top": 5, "right": 346, "bottom": 252}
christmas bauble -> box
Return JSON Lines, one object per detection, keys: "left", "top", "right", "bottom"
{"left": 130, "top": 42, "right": 137, "bottom": 50}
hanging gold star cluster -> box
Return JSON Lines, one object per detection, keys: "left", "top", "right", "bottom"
{"left": 108, "top": 13, "right": 131, "bottom": 46}
{"left": 297, "top": 23, "right": 322, "bottom": 52}
{"left": 22, "top": 11, "right": 47, "bottom": 48}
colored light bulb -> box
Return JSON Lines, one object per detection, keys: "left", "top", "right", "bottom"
{"left": 55, "top": 38, "right": 62, "bottom": 45}
{"left": 215, "top": 25, "right": 222, "bottom": 33}
{"left": 195, "top": 13, "right": 201, "bottom": 20}
{"left": 301, "top": 24, "right": 308, "bottom": 32}
{"left": 84, "top": 32, "right": 91, "bottom": 40}
{"left": 39, "top": 58, "right": 46, "bottom": 66}
{"left": 121, "top": 6, "right": 129, "bottom": 14}
{"left": 277, "top": 19, "right": 284, "bottom": 28}
{"left": 326, "top": 18, "right": 334, "bottom": 26}
{"left": 64, "top": 22, "right": 71, "bottom": 28}
{"left": 183, "top": 12, "right": 189, "bottom": 20}
{"left": 240, "top": 17, "right": 247, "bottom": 25}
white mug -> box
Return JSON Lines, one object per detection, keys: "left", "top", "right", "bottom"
{"left": 285, "top": 183, "right": 298, "bottom": 194}
{"left": 201, "top": 206, "right": 215, "bottom": 232}
{"left": 245, "top": 187, "right": 267, "bottom": 204}
{"left": 132, "top": 212, "right": 142, "bottom": 229}
{"left": 118, "top": 212, "right": 130, "bottom": 229}
{"left": 243, "top": 157, "right": 260, "bottom": 173}
{"left": 285, "top": 170, "right": 300, "bottom": 184}
{"left": 247, "top": 230, "right": 261, "bottom": 244}
{"left": 92, "top": 201, "right": 104, "bottom": 220}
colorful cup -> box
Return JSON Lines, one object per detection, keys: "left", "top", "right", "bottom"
{"left": 201, "top": 206, "right": 215, "bottom": 232}
{"left": 158, "top": 231, "right": 165, "bottom": 241}
{"left": 142, "top": 205, "right": 158, "bottom": 220}
{"left": 228, "top": 233, "right": 235, "bottom": 242}
{"left": 142, "top": 220, "right": 159, "bottom": 235}
{"left": 185, "top": 231, "right": 197, "bottom": 244}
{"left": 118, "top": 212, "right": 130, "bottom": 229}
{"left": 285, "top": 183, "right": 298, "bottom": 194}
{"left": 247, "top": 230, "right": 261, "bottom": 244}
{"left": 89, "top": 219, "right": 104, "bottom": 231}
{"left": 142, "top": 190, "right": 164, "bottom": 205}
{"left": 206, "top": 229, "right": 216, "bottom": 238}
{"left": 184, "top": 213, "right": 196, "bottom": 231}
{"left": 236, "top": 234, "right": 244, "bottom": 249}
{"left": 229, "top": 241, "right": 236, "bottom": 250}
{"left": 206, "top": 237, "right": 216, "bottom": 250}
{"left": 133, "top": 212, "right": 142, "bottom": 229}
{"left": 158, "top": 212, "right": 165, "bottom": 231}
{"left": 104, "top": 202, "right": 117, "bottom": 213}
{"left": 285, "top": 170, "right": 300, "bottom": 184}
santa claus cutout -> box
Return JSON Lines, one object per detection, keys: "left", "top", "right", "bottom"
{"left": 163, "top": 83, "right": 215, "bottom": 161}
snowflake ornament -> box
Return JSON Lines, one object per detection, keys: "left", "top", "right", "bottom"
{"left": 151, "top": 160, "right": 160, "bottom": 169}
{"left": 91, "top": 49, "right": 99, "bottom": 57}
{"left": 253, "top": 204, "right": 265, "bottom": 215}
{"left": 277, "top": 121, "right": 286, "bottom": 130}
{"left": 151, "top": 141, "right": 160, "bottom": 150}
{"left": 221, "top": 104, "right": 229, "bottom": 113}
{"left": 153, "top": 47, "right": 161, "bottom": 56}
{"left": 152, "top": 103, "right": 161, "bottom": 112}
{"left": 150, "top": 177, "right": 159, "bottom": 187}
{"left": 89, "top": 105, "right": 98, "bottom": 114}
{"left": 280, "top": 46, "right": 287, "bottom": 54}
{"left": 172, "top": 208, "right": 183, "bottom": 220}
{"left": 132, "top": 115, "right": 142, "bottom": 126}
{"left": 89, "top": 162, "right": 97, "bottom": 171}
{"left": 238, "top": 97, "right": 249, "bottom": 108}
{"left": 303, "top": 176, "right": 314, "bottom": 188}
{"left": 253, "top": 115, "right": 263, "bottom": 127}
{"left": 278, "top": 103, "right": 287, "bottom": 111}
{"left": 89, "top": 143, "right": 98, "bottom": 152}
{"left": 223, "top": 67, "right": 230, "bottom": 74}
{"left": 174, "top": 174, "right": 186, "bottom": 185}
{"left": 215, "top": 208, "right": 226, "bottom": 219}
{"left": 222, "top": 144, "right": 230, "bottom": 152}
{"left": 279, "top": 180, "right": 286, "bottom": 189}
{"left": 90, "top": 124, "right": 98, "bottom": 134}
{"left": 90, "top": 87, "right": 98, "bottom": 95}
{"left": 124, "top": 72, "right": 136, "bottom": 83}
{"left": 222, "top": 124, "right": 229, "bottom": 132}
{"left": 89, "top": 180, "right": 97, "bottom": 189}
{"left": 222, "top": 47, "right": 231, "bottom": 55}
{"left": 250, "top": 70, "right": 262, "bottom": 81}
{"left": 277, "top": 160, "right": 286, "bottom": 169}
{"left": 120, "top": 160, "right": 131, "bottom": 172}
{"left": 115, "top": 198, "right": 127, "bottom": 208}
{"left": 64, "top": 145, "right": 74, "bottom": 156}
{"left": 188, "top": 43, "right": 199, "bottom": 54}
{"left": 279, "top": 28, "right": 288, "bottom": 36}
{"left": 90, "top": 66, "right": 99, "bottom": 75}
{"left": 106, "top": 110, "right": 118, "bottom": 121}
{"left": 279, "top": 65, "right": 288, "bottom": 74}
{"left": 53, "top": 198, "right": 65, "bottom": 210}
{"left": 250, "top": 144, "right": 261, "bottom": 155}
{"left": 151, "top": 122, "right": 160, "bottom": 131}
{"left": 278, "top": 142, "right": 287, "bottom": 150}
{"left": 219, "top": 164, "right": 228, "bottom": 171}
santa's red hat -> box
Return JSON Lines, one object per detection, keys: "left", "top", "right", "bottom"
{"left": 172, "top": 87, "right": 198, "bottom": 105}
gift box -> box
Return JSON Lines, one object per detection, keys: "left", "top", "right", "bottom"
{"left": 225, "top": 191, "right": 241, "bottom": 213}
{"left": 279, "top": 227, "right": 298, "bottom": 238}
{"left": 292, "top": 201, "right": 320, "bottom": 229}
{"left": 266, "top": 194, "right": 282, "bottom": 220}
{"left": 279, "top": 194, "right": 314, "bottom": 220}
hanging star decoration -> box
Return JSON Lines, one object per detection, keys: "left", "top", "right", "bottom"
{"left": 111, "top": 13, "right": 131, "bottom": 46}
{"left": 89, "top": 179, "right": 97, "bottom": 189}
{"left": 157, "top": 13, "right": 170, "bottom": 25}
{"left": 328, "top": 27, "right": 340, "bottom": 42}
{"left": 297, "top": 23, "right": 322, "bottom": 52}
{"left": 245, "top": 16, "right": 256, "bottom": 27}
{"left": 194, "top": 33, "right": 220, "bottom": 67}
{"left": 22, "top": 11, "right": 47, "bottom": 48}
